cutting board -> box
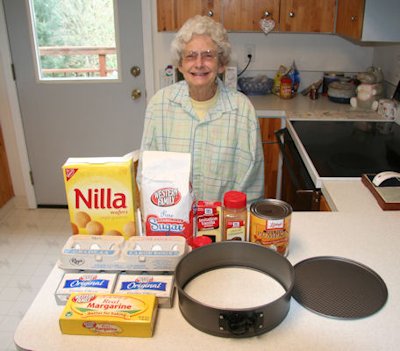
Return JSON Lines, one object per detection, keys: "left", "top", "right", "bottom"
{"left": 361, "top": 174, "right": 400, "bottom": 210}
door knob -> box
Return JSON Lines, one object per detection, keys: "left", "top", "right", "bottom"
{"left": 131, "top": 89, "right": 142, "bottom": 100}
{"left": 130, "top": 66, "right": 141, "bottom": 77}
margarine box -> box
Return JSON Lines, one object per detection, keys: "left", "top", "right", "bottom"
{"left": 114, "top": 274, "right": 175, "bottom": 308}
{"left": 55, "top": 272, "right": 118, "bottom": 305}
{"left": 62, "top": 154, "right": 139, "bottom": 239}
{"left": 59, "top": 293, "right": 158, "bottom": 337}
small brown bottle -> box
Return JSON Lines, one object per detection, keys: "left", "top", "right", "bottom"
{"left": 222, "top": 191, "right": 247, "bottom": 241}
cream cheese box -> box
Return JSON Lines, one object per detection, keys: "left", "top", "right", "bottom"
{"left": 113, "top": 274, "right": 175, "bottom": 308}
{"left": 55, "top": 273, "right": 118, "bottom": 305}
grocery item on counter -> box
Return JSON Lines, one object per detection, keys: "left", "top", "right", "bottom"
{"left": 55, "top": 272, "right": 118, "bottom": 305}
{"left": 59, "top": 293, "right": 158, "bottom": 337}
{"left": 62, "top": 154, "right": 139, "bottom": 239}
{"left": 280, "top": 75, "right": 293, "bottom": 99}
{"left": 287, "top": 61, "right": 300, "bottom": 94}
{"left": 309, "top": 85, "right": 319, "bottom": 100}
{"left": 237, "top": 75, "right": 273, "bottom": 96}
{"left": 114, "top": 274, "right": 175, "bottom": 308}
{"left": 249, "top": 199, "right": 292, "bottom": 256}
{"left": 272, "top": 65, "right": 287, "bottom": 95}
{"left": 196, "top": 200, "right": 222, "bottom": 242}
{"left": 222, "top": 191, "right": 247, "bottom": 241}
{"left": 58, "top": 235, "right": 190, "bottom": 272}
{"left": 301, "top": 79, "right": 322, "bottom": 96}
{"left": 140, "top": 151, "right": 195, "bottom": 240}
{"left": 322, "top": 71, "right": 345, "bottom": 95}
{"left": 188, "top": 235, "right": 213, "bottom": 249}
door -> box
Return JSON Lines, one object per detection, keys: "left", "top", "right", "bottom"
{"left": 3, "top": 0, "right": 146, "bottom": 205}
{"left": 0, "top": 123, "right": 14, "bottom": 207}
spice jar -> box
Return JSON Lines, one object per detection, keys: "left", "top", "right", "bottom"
{"left": 222, "top": 190, "right": 247, "bottom": 241}
{"left": 309, "top": 84, "right": 319, "bottom": 100}
{"left": 280, "top": 75, "right": 292, "bottom": 99}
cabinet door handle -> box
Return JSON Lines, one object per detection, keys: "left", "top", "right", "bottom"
{"left": 208, "top": 10, "right": 214, "bottom": 17}
{"left": 289, "top": 11, "right": 295, "bottom": 17}
{"left": 351, "top": 16, "right": 358, "bottom": 21}
{"left": 264, "top": 11, "right": 271, "bottom": 17}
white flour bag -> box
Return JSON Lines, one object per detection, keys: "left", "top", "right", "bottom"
{"left": 140, "top": 151, "right": 195, "bottom": 240}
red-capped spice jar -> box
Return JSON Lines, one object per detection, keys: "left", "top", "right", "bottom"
{"left": 280, "top": 75, "right": 293, "bottom": 99}
{"left": 222, "top": 191, "right": 247, "bottom": 241}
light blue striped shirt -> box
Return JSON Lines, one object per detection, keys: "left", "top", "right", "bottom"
{"left": 140, "top": 79, "right": 264, "bottom": 203}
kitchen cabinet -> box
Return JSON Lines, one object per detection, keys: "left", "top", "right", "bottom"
{"left": 222, "top": 0, "right": 280, "bottom": 32}
{"left": 157, "top": 0, "right": 333, "bottom": 33}
{"left": 259, "top": 117, "right": 282, "bottom": 199}
{"left": 279, "top": 0, "right": 336, "bottom": 33}
{"left": 157, "top": 0, "right": 221, "bottom": 32}
{"left": 336, "top": 0, "right": 400, "bottom": 42}
{"left": 319, "top": 194, "right": 331, "bottom": 211}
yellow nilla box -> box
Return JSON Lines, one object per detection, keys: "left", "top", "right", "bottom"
{"left": 59, "top": 293, "right": 158, "bottom": 337}
{"left": 62, "top": 155, "right": 139, "bottom": 239}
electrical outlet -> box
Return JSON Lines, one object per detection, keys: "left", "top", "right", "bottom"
{"left": 244, "top": 44, "right": 256, "bottom": 63}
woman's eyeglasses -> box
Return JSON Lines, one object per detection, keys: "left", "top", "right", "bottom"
{"left": 182, "top": 50, "right": 219, "bottom": 62}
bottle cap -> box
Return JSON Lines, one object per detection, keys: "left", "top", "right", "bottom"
{"left": 189, "top": 236, "right": 212, "bottom": 249}
{"left": 223, "top": 190, "right": 247, "bottom": 209}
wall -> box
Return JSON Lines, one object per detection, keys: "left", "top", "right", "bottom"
{"left": 150, "top": 1, "right": 375, "bottom": 93}
{"left": 373, "top": 44, "right": 400, "bottom": 97}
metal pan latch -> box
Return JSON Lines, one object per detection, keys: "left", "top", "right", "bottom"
{"left": 219, "top": 311, "right": 264, "bottom": 336}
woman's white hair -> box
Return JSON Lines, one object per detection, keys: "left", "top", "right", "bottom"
{"left": 170, "top": 15, "right": 231, "bottom": 67}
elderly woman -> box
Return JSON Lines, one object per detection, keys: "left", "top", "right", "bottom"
{"left": 140, "top": 15, "right": 264, "bottom": 203}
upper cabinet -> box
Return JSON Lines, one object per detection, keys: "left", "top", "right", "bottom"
{"left": 222, "top": 0, "right": 280, "bottom": 32}
{"left": 279, "top": 0, "right": 336, "bottom": 33}
{"left": 157, "top": 0, "right": 334, "bottom": 33}
{"left": 336, "top": 0, "right": 400, "bottom": 42}
{"left": 157, "top": 0, "right": 221, "bottom": 32}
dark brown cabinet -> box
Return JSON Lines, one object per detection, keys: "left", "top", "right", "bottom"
{"left": 259, "top": 118, "right": 282, "bottom": 199}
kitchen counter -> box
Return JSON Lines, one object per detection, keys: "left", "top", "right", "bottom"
{"left": 14, "top": 94, "right": 399, "bottom": 350}
{"left": 14, "top": 178, "right": 400, "bottom": 351}
{"left": 250, "top": 94, "right": 384, "bottom": 120}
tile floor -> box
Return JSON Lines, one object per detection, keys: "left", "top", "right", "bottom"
{"left": 0, "top": 201, "right": 70, "bottom": 351}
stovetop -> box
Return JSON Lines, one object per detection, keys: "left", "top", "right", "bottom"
{"left": 289, "top": 120, "right": 400, "bottom": 183}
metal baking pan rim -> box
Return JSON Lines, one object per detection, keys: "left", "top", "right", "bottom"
{"left": 175, "top": 241, "right": 295, "bottom": 338}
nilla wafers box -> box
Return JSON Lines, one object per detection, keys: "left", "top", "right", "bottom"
{"left": 62, "top": 154, "right": 139, "bottom": 239}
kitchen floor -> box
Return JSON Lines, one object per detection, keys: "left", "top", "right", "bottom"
{"left": 0, "top": 202, "right": 70, "bottom": 351}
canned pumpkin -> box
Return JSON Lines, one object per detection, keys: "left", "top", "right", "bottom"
{"left": 249, "top": 199, "right": 292, "bottom": 256}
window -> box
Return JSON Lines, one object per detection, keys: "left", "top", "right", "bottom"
{"left": 29, "top": 0, "right": 119, "bottom": 81}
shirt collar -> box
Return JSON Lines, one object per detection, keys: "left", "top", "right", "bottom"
{"left": 169, "top": 78, "right": 238, "bottom": 116}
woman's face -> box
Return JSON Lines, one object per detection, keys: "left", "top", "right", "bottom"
{"left": 178, "top": 35, "right": 225, "bottom": 94}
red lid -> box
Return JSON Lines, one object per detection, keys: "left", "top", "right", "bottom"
{"left": 189, "top": 236, "right": 212, "bottom": 249}
{"left": 223, "top": 190, "right": 247, "bottom": 209}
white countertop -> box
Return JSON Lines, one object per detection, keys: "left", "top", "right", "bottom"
{"left": 14, "top": 179, "right": 400, "bottom": 351}
{"left": 250, "top": 94, "right": 384, "bottom": 120}
{"left": 14, "top": 95, "right": 400, "bottom": 351}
